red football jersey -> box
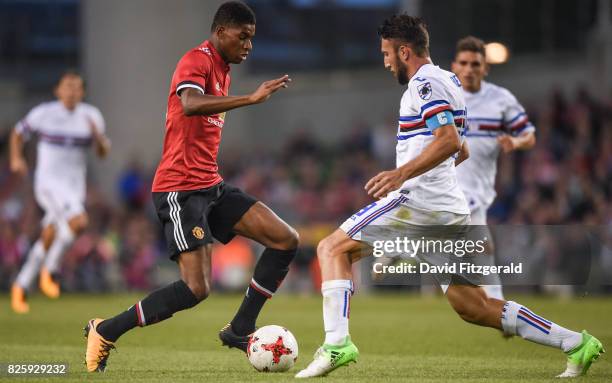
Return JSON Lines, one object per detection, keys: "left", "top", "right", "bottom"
{"left": 152, "top": 40, "right": 231, "bottom": 192}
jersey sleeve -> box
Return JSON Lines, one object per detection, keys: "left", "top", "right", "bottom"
{"left": 409, "top": 77, "right": 456, "bottom": 131}
{"left": 15, "top": 103, "right": 46, "bottom": 139}
{"left": 87, "top": 106, "right": 106, "bottom": 134}
{"left": 174, "top": 50, "right": 210, "bottom": 96}
{"left": 501, "top": 90, "right": 535, "bottom": 136}
{"left": 425, "top": 110, "right": 455, "bottom": 131}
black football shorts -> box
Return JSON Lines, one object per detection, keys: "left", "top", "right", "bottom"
{"left": 152, "top": 182, "right": 257, "bottom": 261}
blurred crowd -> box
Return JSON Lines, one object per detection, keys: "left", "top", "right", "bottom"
{"left": 1, "top": 87, "right": 611, "bottom": 293}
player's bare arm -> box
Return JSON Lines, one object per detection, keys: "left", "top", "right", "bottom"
{"left": 497, "top": 131, "right": 536, "bottom": 154}
{"left": 9, "top": 128, "right": 27, "bottom": 177}
{"left": 455, "top": 140, "right": 470, "bottom": 166}
{"left": 180, "top": 74, "right": 291, "bottom": 116}
{"left": 365, "top": 124, "right": 461, "bottom": 199}
{"left": 88, "top": 119, "right": 111, "bottom": 158}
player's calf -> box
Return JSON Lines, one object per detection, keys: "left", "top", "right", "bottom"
{"left": 86, "top": 248, "right": 210, "bottom": 371}
{"left": 95, "top": 279, "right": 201, "bottom": 343}
{"left": 228, "top": 247, "right": 297, "bottom": 337}
{"left": 448, "top": 285, "right": 605, "bottom": 377}
{"left": 300, "top": 229, "right": 364, "bottom": 376}
{"left": 447, "top": 281, "right": 505, "bottom": 328}
{"left": 223, "top": 203, "right": 299, "bottom": 349}
{"left": 501, "top": 301, "right": 605, "bottom": 377}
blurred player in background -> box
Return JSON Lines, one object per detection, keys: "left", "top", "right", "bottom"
{"left": 9, "top": 70, "right": 110, "bottom": 314}
{"left": 297, "top": 15, "right": 604, "bottom": 379}
{"left": 84, "top": 1, "right": 299, "bottom": 372}
{"left": 452, "top": 36, "right": 536, "bottom": 301}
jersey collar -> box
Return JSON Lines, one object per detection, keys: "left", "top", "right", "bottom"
{"left": 58, "top": 100, "right": 80, "bottom": 114}
{"left": 203, "top": 40, "right": 230, "bottom": 72}
{"left": 464, "top": 80, "right": 488, "bottom": 96}
{"left": 409, "top": 62, "right": 434, "bottom": 85}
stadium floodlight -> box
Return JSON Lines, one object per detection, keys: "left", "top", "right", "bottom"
{"left": 485, "top": 42, "right": 509, "bottom": 64}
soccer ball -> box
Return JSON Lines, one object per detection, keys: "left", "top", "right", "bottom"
{"left": 247, "top": 325, "right": 298, "bottom": 372}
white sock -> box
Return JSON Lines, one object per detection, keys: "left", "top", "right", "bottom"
{"left": 322, "top": 279, "right": 353, "bottom": 346}
{"left": 501, "top": 301, "right": 582, "bottom": 352}
{"left": 15, "top": 240, "right": 46, "bottom": 290}
{"left": 43, "top": 222, "right": 75, "bottom": 274}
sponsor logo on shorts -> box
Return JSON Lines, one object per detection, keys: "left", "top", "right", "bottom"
{"left": 192, "top": 226, "right": 205, "bottom": 240}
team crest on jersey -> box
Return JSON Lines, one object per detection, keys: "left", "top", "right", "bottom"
{"left": 417, "top": 82, "right": 432, "bottom": 100}
{"left": 192, "top": 226, "right": 205, "bottom": 240}
{"left": 216, "top": 82, "right": 221, "bottom": 91}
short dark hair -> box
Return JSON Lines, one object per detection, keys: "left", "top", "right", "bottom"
{"left": 56, "top": 69, "right": 84, "bottom": 87}
{"left": 455, "top": 36, "right": 486, "bottom": 57}
{"left": 377, "top": 14, "right": 429, "bottom": 57}
{"left": 211, "top": 1, "right": 256, "bottom": 32}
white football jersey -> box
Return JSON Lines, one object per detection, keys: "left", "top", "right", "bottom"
{"left": 456, "top": 81, "right": 535, "bottom": 211}
{"left": 15, "top": 101, "right": 105, "bottom": 196}
{"left": 396, "top": 63, "right": 469, "bottom": 215}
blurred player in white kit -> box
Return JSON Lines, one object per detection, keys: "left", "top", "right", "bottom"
{"left": 9, "top": 70, "right": 111, "bottom": 314}
{"left": 452, "top": 36, "right": 536, "bottom": 300}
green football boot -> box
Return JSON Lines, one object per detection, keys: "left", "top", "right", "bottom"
{"left": 295, "top": 336, "right": 359, "bottom": 378}
{"left": 557, "top": 330, "right": 605, "bottom": 378}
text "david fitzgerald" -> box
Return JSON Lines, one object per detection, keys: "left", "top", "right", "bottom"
{"left": 373, "top": 262, "right": 523, "bottom": 276}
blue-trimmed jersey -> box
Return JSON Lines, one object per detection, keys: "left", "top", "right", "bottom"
{"left": 456, "top": 81, "right": 536, "bottom": 211}
{"left": 15, "top": 101, "right": 105, "bottom": 193}
{"left": 396, "top": 63, "right": 469, "bottom": 215}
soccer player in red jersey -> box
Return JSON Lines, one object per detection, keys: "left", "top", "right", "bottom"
{"left": 84, "top": 2, "right": 298, "bottom": 372}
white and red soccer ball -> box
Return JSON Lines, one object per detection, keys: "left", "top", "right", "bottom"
{"left": 247, "top": 325, "right": 299, "bottom": 372}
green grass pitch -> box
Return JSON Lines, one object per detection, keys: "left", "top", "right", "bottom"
{"left": 1, "top": 293, "right": 610, "bottom": 382}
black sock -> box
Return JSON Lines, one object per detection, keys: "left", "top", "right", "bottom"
{"left": 97, "top": 305, "right": 138, "bottom": 342}
{"left": 230, "top": 248, "right": 297, "bottom": 335}
{"left": 98, "top": 280, "right": 199, "bottom": 342}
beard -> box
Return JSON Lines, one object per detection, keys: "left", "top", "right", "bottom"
{"left": 396, "top": 58, "right": 409, "bottom": 85}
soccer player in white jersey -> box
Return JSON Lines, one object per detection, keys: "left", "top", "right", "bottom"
{"left": 296, "top": 15, "right": 603, "bottom": 379}
{"left": 9, "top": 71, "right": 110, "bottom": 314}
{"left": 452, "top": 36, "right": 536, "bottom": 301}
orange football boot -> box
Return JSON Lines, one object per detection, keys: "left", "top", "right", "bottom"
{"left": 11, "top": 284, "right": 29, "bottom": 314}
{"left": 39, "top": 267, "right": 60, "bottom": 299}
{"left": 84, "top": 319, "right": 115, "bottom": 372}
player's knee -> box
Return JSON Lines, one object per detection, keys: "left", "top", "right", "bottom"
{"left": 185, "top": 279, "right": 210, "bottom": 302}
{"left": 69, "top": 214, "right": 88, "bottom": 234}
{"left": 267, "top": 225, "right": 299, "bottom": 250}
{"left": 317, "top": 235, "right": 338, "bottom": 261}
{"left": 280, "top": 226, "right": 299, "bottom": 250}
